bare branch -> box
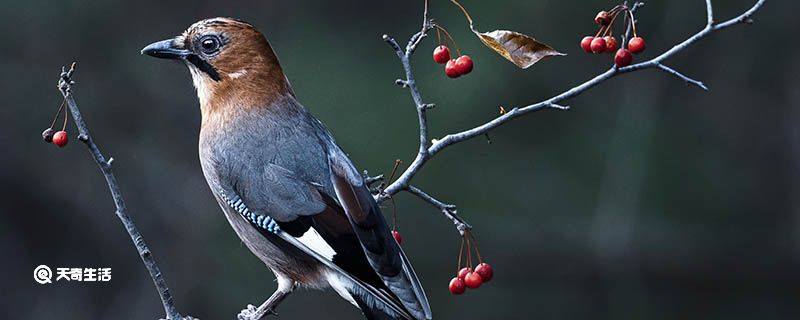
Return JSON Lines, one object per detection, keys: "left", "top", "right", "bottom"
{"left": 655, "top": 62, "right": 708, "bottom": 91}
{"left": 363, "top": 172, "right": 385, "bottom": 187}
{"left": 376, "top": 0, "right": 766, "bottom": 234}
{"left": 406, "top": 186, "right": 471, "bottom": 234}
{"left": 57, "top": 63, "right": 192, "bottom": 320}
{"left": 377, "top": 0, "right": 436, "bottom": 198}
{"left": 547, "top": 102, "right": 571, "bottom": 110}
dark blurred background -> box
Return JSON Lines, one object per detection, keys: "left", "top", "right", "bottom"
{"left": 2, "top": 0, "right": 798, "bottom": 319}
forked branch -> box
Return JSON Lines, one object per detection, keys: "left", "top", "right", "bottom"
{"left": 375, "top": 0, "right": 767, "bottom": 235}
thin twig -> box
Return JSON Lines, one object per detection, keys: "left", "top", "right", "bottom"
{"left": 56, "top": 63, "right": 192, "bottom": 320}
{"left": 377, "top": 0, "right": 435, "bottom": 201}
{"left": 655, "top": 62, "right": 708, "bottom": 91}
{"left": 363, "top": 172, "right": 385, "bottom": 188}
{"left": 406, "top": 186, "right": 471, "bottom": 234}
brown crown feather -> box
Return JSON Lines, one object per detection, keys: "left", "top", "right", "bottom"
{"left": 182, "top": 18, "right": 295, "bottom": 124}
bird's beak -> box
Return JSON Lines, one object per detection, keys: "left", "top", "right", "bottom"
{"left": 141, "top": 39, "right": 190, "bottom": 60}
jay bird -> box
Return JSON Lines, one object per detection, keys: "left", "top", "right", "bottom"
{"left": 141, "top": 18, "right": 432, "bottom": 320}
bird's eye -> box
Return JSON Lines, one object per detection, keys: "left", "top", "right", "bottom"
{"left": 199, "top": 36, "right": 220, "bottom": 54}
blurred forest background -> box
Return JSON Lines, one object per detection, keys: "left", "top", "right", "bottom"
{"left": 1, "top": 0, "right": 798, "bottom": 319}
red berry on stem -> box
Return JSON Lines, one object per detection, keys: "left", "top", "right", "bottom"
{"left": 454, "top": 55, "right": 473, "bottom": 75}
{"left": 580, "top": 36, "right": 594, "bottom": 53}
{"left": 391, "top": 230, "right": 402, "bottom": 244}
{"left": 475, "top": 263, "right": 493, "bottom": 282}
{"left": 433, "top": 45, "right": 451, "bottom": 64}
{"left": 464, "top": 271, "right": 483, "bottom": 289}
{"left": 445, "top": 59, "right": 460, "bottom": 78}
{"left": 457, "top": 267, "right": 472, "bottom": 280}
{"left": 42, "top": 128, "right": 55, "bottom": 143}
{"left": 614, "top": 49, "right": 633, "bottom": 67}
{"left": 52, "top": 131, "right": 68, "bottom": 147}
{"left": 590, "top": 37, "right": 606, "bottom": 54}
{"left": 604, "top": 36, "right": 618, "bottom": 52}
{"left": 595, "top": 11, "right": 610, "bottom": 25}
{"left": 628, "top": 37, "right": 646, "bottom": 54}
{"left": 449, "top": 277, "right": 466, "bottom": 295}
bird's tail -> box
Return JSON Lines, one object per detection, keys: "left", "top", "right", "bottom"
{"left": 351, "top": 293, "right": 399, "bottom": 320}
{"left": 326, "top": 271, "right": 415, "bottom": 320}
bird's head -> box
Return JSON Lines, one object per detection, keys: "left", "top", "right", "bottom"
{"left": 142, "top": 18, "right": 293, "bottom": 114}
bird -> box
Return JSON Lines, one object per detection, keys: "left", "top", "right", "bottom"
{"left": 141, "top": 18, "right": 432, "bottom": 320}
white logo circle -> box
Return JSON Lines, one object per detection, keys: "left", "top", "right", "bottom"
{"left": 34, "top": 265, "right": 52, "bottom": 284}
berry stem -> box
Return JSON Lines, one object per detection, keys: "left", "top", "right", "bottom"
{"left": 389, "top": 195, "right": 398, "bottom": 230}
{"left": 386, "top": 159, "right": 402, "bottom": 184}
{"left": 627, "top": 9, "right": 638, "bottom": 37}
{"left": 434, "top": 24, "right": 461, "bottom": 56}
{"left": 49, "top": 98, "right": 66, "bottom": 129}
{"left": 603, "top": 9, "right": 625, "bottom": 37}
{"left": 466, "top": 234, "right": 472, "bottom": 267}
{"left": 468, "top": 230, "right": 484, "bottom": 263}
{"left": 594, "top": 25, "right": 605, "bottom": 38}
{"left": 61, "top": 99, "right": 69, "bottom": 131}
{"left": 457, "top": 236, "right": 465, "bottom": 272}
{"left": 380, "top": 159, "right": 403, "bottom": 230}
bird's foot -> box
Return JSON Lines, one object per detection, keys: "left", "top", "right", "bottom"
{"left": 237, "top": 304, "right": 277, "bottom": 320}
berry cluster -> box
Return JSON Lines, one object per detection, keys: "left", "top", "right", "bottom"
{"left": 42, "top": 99, "right": 69, "bottom": 148}
{"left": 448, "top": 231, "right": 493, "bottom": 295}
{"left": 579, "top": 4, "right": 647, "bottom": 67}
{"left": 432, "top": 24, "right": 473, "bottom": 78}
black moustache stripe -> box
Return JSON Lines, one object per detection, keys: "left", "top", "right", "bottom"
{"left": 187, "top": 54, "right": 222, "bottom": 82}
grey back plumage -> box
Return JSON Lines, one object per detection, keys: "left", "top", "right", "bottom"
{"left": 199, "top": 95, "right": 431, "bottom": 319}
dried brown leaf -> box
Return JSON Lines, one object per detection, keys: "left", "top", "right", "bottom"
{"left": 475, "top": 29, "right": 565, "bottom": 69}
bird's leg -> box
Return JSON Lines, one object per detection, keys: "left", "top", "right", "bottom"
{"left": 238, "top": 276, "right": 295, "bottom": 320}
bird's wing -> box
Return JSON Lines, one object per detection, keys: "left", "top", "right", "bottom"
{"left": 229, "top": 161, "right": 427, "bottom": 319}
{"left": 235, "top": 162, "right": 328, "bottom": 223}
{"left": 328, "top": 149, "right": 433, "bottom": 320}
{"left": 218, "top": 188, "right": 413, "bottom": 320}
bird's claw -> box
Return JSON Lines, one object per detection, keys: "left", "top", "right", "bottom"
{"left": 237, "top": 304, "right": 260, "bottom": 320}
{"left": 237, "top": 304, "right": 277, "bottom": 320}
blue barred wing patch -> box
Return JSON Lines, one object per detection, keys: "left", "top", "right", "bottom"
{"left": 220, "top": 191, "right": 281, "bottom": 233}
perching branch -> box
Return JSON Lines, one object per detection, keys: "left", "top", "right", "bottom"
{"left": 375, "top": 0, "right": 766, "bottom": 234}
{"left": 56, "top": 63, "right": 193, "bottom": 320}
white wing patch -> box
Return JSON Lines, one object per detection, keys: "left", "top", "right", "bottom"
{"left": 296, "top": 227, "right": 336, "bottom": 261}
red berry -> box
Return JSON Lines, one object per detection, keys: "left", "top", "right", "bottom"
{"left": 590, "top": 37, "right": 606, "bottom": 54}
{"left": 475, "top": 263, "right": 493, "bottom": 282}
{"left": 614, "top": 49, "right": 633, "bottom": 67}
{"left": 454, "top": 55, "right": 474, "bottom": 75}
{"left": 464, "top": 271, "right": 483, "bottom": 289}
{"left": 52, "top": 131, "right": 68, "bottom": 147}
{"left": 445, "top": 59, "right": 460, "bottom": 78}
{"left": 42, "top": 128, "right": 55, "bottom": 143}
{"left": 449, "top": 277, "right": 466, "bottom": 295}
{"left": 604, "top": 36, "right": 618, "bottom": 52}
{"left": 580, "top": 36, "right": 594, "bottom": 53}
{"left": 433, "top": 45, "right": 451, "bottom": 64}
{"left": 457, "top": 267, "right": 472, "bottom": 280}
{"left": 595, "top": 11, "right": 610, "bottom": 25}
{"left": 628, "top": 36, "right": 646, "bottom": 54}
{"left": 391, "top": 230, "right": 402, "bottom": 244}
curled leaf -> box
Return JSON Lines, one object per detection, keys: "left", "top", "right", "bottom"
{"left": 450, "top": 0, "right": 564, "bottom": 69}
{"left": 475, "top": 30, "right": 565, "bottom": 69}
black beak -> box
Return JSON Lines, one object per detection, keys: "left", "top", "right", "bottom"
{"left": 141, "top": 39, "right": 190, "bottom": 60}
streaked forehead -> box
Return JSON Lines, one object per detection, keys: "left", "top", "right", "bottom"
{"left": 183, "top": 18, "right": 254, "bottom": 36}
